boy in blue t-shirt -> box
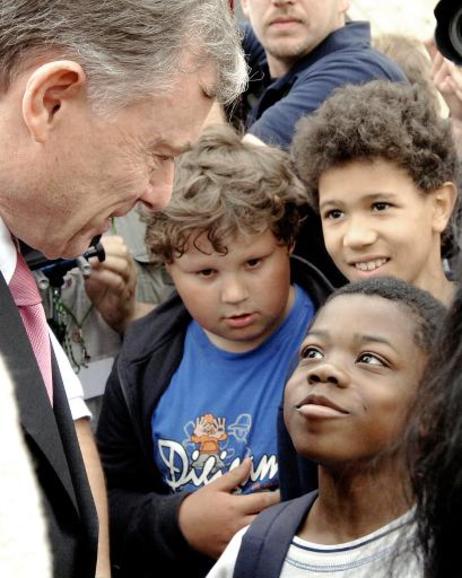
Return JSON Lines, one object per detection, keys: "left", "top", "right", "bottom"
{"left": 96, "top": 125, "right": 332, "bottom": 578}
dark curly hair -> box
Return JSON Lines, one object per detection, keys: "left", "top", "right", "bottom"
{"left": 406, "top": 267, "right": 462, "bottom": 578}
{"left": 291, "top": 80, "right": 460, "bottom": 256}
{"left": 328, "top": 276, "right": 446, "bottom": 352}
{"left": 145, "top": 124, "right": 309, "bottom": 263}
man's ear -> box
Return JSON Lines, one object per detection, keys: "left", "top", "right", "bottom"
{"left": 431, "top": 182, "right": 457, "bottom": 233}
{"left": 22, "top": 60, "right": 86, "bottom": 143}
{"left": 239, "top": 0, "right": 250, "bottom": 18}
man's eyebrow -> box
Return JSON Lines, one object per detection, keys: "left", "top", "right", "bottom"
{"left": 171, "top": 143, "right": 192, "bottom": 156}
{"left": 152, "top": 140, "right": 192, "bottom": 157}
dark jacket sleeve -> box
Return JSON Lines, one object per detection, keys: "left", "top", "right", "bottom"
{"left": 97, "top": 361, "right": 213, "bottom": 578}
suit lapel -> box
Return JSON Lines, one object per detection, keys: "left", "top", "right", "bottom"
{"left": 0, "top": 271, "right": 79, "bottom": 514}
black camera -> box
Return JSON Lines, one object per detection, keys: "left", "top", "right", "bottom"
{"left": 435, "top": 0, "right": 462, "bottom": 65}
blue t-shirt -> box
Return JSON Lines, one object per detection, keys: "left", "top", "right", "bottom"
{"left": 152, "top": 284, "right": 313, "bottom": 494}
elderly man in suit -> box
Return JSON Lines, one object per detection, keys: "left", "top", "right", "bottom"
{"left": 0, "top": 2, "right": 246, "bottom": 577}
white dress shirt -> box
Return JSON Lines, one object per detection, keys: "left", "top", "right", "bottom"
{"left": 0, "top": 217, "right": 90, "bottom": 420}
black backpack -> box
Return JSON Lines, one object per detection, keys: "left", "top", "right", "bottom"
{"left": 233, "top": 491, "right": 318, "bottom": 578}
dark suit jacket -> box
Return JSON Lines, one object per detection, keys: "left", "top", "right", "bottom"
{"left": 0, "top": 272, "right": 98, "bottom": 578}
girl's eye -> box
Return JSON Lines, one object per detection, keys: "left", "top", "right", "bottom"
{"left": 300, "top": 346, "right": 323, "bottom": 360}
{"left": 357, "top": 353, "right": 387, "bottom": 367}
{"left": 197, "top": 269, "right": 215, "bottom": 278}
{"left": 247, "top": 258, "right": 262, "bottom": 269}
{"left": 372, "top": 202, "right": 392, "bottom": 212}
{"left": 323, "top": 209, "right": 344, "bottom": 220}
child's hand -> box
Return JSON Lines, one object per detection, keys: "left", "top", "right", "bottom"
{"left": 178, "top": 458, "right": 280, "bottom": 559}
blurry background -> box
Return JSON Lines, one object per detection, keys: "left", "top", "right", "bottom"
{"left": 349, "top": 0, "right": 437, "bottom": 40}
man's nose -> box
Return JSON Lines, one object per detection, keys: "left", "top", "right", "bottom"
{"left": 140, "top": 158, "right": 175, "bottom": 211}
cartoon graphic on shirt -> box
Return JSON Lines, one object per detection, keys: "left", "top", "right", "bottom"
{"left": 156, "top": 411, "right": 278, "bottom": 493}
{"left": 190, "top": 413, "right": 227, "bottom": 471}
{"left": 228, "top": 414, "right": 251, "bottom": 443}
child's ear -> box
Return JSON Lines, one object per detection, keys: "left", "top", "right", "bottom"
{"left": 431, "top": 182, "right": 457, "bottom": 233}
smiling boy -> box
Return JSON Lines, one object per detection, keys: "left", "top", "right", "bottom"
{"left": 96, "top": 125, "right": 332, "bottom": 577}
{"left": 292, "top": 80, "right": 460, "bottom": 306}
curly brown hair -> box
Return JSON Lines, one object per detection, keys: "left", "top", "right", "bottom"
{"left": 291, "top": 80, "right": 460, "bottom": 255}
{"left": 145, "top": 124, "right": 309, "bottom": 263}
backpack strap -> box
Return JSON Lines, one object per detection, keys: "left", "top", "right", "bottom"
{"left": 233, "top": 491, "right": 318, "bottom": 578}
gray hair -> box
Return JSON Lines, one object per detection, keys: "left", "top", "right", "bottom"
{"left": 0, "top": 0, "right": 247, "bottom": 112}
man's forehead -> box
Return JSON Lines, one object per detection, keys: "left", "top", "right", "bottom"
{"left": 177, "top": 45, "right": 218, "bottom": 87}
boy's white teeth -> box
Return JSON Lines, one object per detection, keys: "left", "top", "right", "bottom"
{"left": 355, "top": 258, "right": 387, "bottom": 272}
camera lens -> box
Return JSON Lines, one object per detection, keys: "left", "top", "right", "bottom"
{"left": 449, "top": 7, "right": 462, "bottom": 58}
{"left": 435, "top": 0, "right": 462, "bottom": 64}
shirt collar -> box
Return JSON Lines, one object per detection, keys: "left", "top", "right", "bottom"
{"left": 0, "top": 216, "right": 18, "bottom": 284}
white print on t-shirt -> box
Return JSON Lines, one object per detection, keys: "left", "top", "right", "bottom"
{"left": 156, "top": 411, "right": 278, "bottom": 493}
{"left": 157, "top": 440, "right": 278, "bottom": 492}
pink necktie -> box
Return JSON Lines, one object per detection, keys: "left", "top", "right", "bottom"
{"left": 9, "top": 252, "right": 53, "bottom": 404}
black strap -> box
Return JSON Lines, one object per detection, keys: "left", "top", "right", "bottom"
{"left": 233, "top": 491, "right": 318, "bottom": 578}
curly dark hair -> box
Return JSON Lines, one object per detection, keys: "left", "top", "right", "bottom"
{"left": 145, "top": 124, "right": 309, "bottom": 263}
{"left": 406, "top": 267, "right": 462, "bottom": 578}
{"left": 328, "top": 276, "right": 446, "bottom": 352}
{"left": 291, "top": 80, "right": 460, "bottom": 256}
